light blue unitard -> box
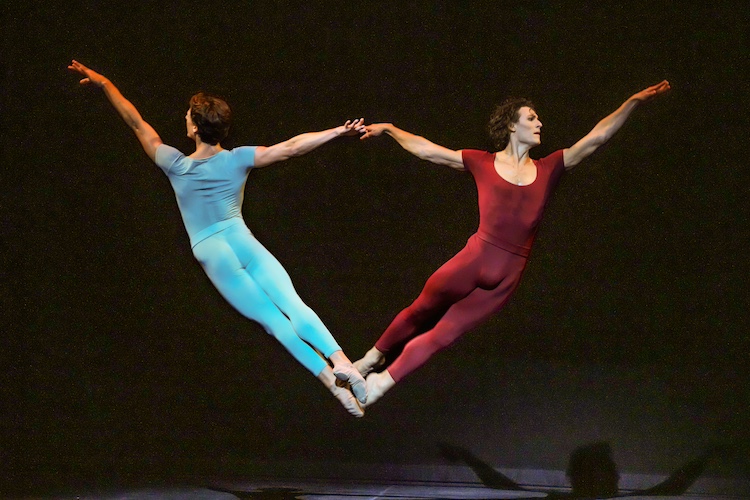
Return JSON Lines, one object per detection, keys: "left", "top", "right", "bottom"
{"left": 155, "top": 144, "right": 341, "bottom": 376}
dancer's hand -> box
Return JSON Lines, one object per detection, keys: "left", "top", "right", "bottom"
{"left": 563, "top": 79, "right": 671, "bottom": 169}
{"left": 360, "top": 123, "right": 390, "bottom": 140}
{"left": 338, "top": 118, "right": 366, "bottom": 136}
{"left": 67, "top": 59, "right": 163, "bottom": 161}
{"left": 630, "top": 80, "right": 671, "bottom": 103}
{"left": 68, "top": 59, "right": 109, "bottom": 87}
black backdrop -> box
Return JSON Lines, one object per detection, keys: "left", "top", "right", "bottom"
{"left": 3, "top": 0, "right": 749, "bottom": 493}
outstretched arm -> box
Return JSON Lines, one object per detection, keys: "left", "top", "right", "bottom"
{"left": 563, "top": 80, "right": 670, "bottom": 169}
{"left": 253, "top": 119, "right": 366, "bottom": 168}
{"left": 361, "top": 123, "right": 464, "bottom": 170}
{"left": 438, "top": 442, "right": 526, "bottom": 491}
{"left": 634, "top": 447, "right": 723, "bottom": 497}
{"left": 68, "top": 60, "right": 163, "bottom": 161}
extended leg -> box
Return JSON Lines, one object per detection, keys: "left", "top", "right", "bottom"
{"left": 388, "top": 274, "right": 521, "bottom": 382}
{"left": 220, "top": 225, "right": 365, "bottom": 402}
{"left": 366, "top": 245, "right": 527, "bottom": 406}
{"left": 356, "top": 236, "right": 489, "bottom": 380}
{"left": 236, "top": 230, "right": 366, "bottom": 402}
{"left": 194, "top": 233, "right": 331, "bottom": 375}
{"left": 193, "top": 230, "right": 364, "bottom": 414}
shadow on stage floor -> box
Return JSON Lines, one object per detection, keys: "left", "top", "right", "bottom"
{"left": 9, "top": 461, "right": 750, "bottom": 500}
{"left": 27, "top": 479, "right": 750, "bottom": 500}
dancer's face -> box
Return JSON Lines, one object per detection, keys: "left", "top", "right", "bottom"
{"left": 511, "top": 106, "right": 542, "bottom": 146}
{"left": 185, "top": 109, "right": 197, "bottom": 140}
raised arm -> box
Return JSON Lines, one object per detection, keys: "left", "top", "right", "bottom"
{"left": 438, "top": 443, "right": 526, "bottom": 491}
{"left": 68, "top": 60, "right": 163, "bottom": 161}
{"left": 361, "top": 123, "right": 464, "bottom": 171}
{"left": 253, "top": 119, "right": 365, "bottom": 168}
{"left": 563, "top": 80, "right": 671, "bottom": 169}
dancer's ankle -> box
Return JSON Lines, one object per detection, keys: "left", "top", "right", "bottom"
{"left": 364, "top": 370, "right": 396, "bottom": 407}
{"left": 354, "top": 346, "right": 386, "bottom": 377}
{"left": 368, "top": 347, "right": 385, "bottom": 362}
{"left": 328, "top": 350, "right": 352, "bottom": 369}
{"left": 317, "top": 366, "right": 337, "bottom": 390}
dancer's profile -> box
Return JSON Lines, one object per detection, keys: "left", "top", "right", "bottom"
{"left": 68, "top": 60, "right": 367, "bottom": 417}
{"left": 355, "top": 81, "right": 671, "bottom": 406}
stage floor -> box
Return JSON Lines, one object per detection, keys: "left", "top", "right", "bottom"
{"left": 34, "top": 479, "right": 750, "bottom": 500}
{"left": 36, "top": 485, "right": 750, "bottom": 500}
{"left": 12, "top": 461, "right": 750, "bottom": 499}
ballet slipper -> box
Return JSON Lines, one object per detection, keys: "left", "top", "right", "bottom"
{"left": 353, "top": 347, "right": 386, "bottom": 377}
{"left": 363, "top": 370, "right": 395, "bottom": 408}
{"left": 333, "top": 363, "right": 367, "bottom": 404}
{"left": 330, "top": 383, "right": 365, "bottom": 418}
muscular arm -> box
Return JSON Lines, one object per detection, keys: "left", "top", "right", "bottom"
{"left": 361, "top": 123, "right": 464, "bottom": 170}
{"left": 68, "top": 60, "right": 163, "bottom": 161}
{"left": 563, "top": 80, "right": 670, "bottom": 169}
{"left": 253, "top": 119, "right": 365, "bottom": 168}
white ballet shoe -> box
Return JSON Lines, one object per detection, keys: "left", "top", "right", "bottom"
{"left": 333, "top": 363, "right": 367, "bottom": 404}
{"left": 330, "top": 384, "right": 365, "bottom": 418}
{"left": 353, "top": 347, "right": 386, "bottom": 377}
{"left": 363, "top": 370, "right": 395, "bottom": 408}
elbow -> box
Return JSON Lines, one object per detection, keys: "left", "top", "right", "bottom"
{"left": 416, "top": 148, "right": 432, "bottom": 162}
{"left": 129, "top": 120, "right": 144, "bottom": 133}
{"left": 590, "top": 132, "right": 610, "bottom": 147}
{"left": 413, "top": 138, "right": 433, "bottom": 161}
{"left": 282, "top": 143, "right": 300, "bottom": 160}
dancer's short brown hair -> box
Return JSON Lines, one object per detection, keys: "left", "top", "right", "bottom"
{"left": 189, "top": 92, "right": 232, "bottom": 145}
{"left": 488, "top": 97, "right": 535, "bottom": 150}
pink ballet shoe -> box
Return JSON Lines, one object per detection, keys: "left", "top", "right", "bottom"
{"left": 363, "top": 370, "right": 395, "bottom": 408}
{"left": 330, "top": 384, "right": 364, "bottom": 418}
{"left": 333, "top": 363, "right": 367, "bottom": 404}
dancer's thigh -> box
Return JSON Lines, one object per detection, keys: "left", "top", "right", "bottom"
{"left": 417, "top": 236, "right": 487, "bottom": 308}
{"left": 192, "top": 231, "right": 284, "bottom": 325}
{"left": 439, "top": 259, "right": 525, "bottom": 335}
{"left": 222, "top": 225, "right": 307, "bottom": 314}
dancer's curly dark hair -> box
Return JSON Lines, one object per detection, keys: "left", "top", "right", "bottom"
{"left": 487, "top": 97, "right": 535, "bottom": 150}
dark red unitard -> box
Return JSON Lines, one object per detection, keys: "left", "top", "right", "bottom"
{"left": 375, "top": 149, "right": 566, "bottom": 382}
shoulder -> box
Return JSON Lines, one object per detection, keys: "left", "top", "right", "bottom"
{"left": 156, "top": 143, "right": 184, "bottom": 160}
{"left": 461, "top": 149, "right": 493, "bottom": 171}
{"left": 462, "top": 149, "right": 493, "bottom": 160}
{"left": 229, "top": 146, "right": 258, "bottom": 168}
{"left": 155, "top": 144, "right": 186, "bottom": 174}
{"left": 534, "top": 149, "right": 566, "bottom": 171}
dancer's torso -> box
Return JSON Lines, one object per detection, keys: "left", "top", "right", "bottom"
{"left": 461, "top": 149, "right": 566, "bottom": 257}
{"left": 155, "top": 144, "right": 257, "bottom": 246}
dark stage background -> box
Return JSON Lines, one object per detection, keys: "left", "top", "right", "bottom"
{"left": 2, "top": 0, "right": 749, "bottom": 494}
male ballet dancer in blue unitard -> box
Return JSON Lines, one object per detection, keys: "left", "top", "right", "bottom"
{"left": 69, "top": 60, "right": 367, "bottom": 417}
